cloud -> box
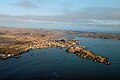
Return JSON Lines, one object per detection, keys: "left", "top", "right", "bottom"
{"left": 15, "top": 0, "right": 39, "bottom": 9}
{"left": 0, "top": 7, "right": 120, "bottom": 21}
{"left": 63, "top": 7, "right": 120, "bottom": 20}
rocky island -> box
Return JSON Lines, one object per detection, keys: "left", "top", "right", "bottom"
{"left": 0, "top": 27, "right": 111, "bottom": 65}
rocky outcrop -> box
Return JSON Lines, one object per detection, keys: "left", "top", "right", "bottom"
{"left": 66, "top": 46, "right": 111, "bottom": 65}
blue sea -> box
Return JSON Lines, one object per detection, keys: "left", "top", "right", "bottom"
{"left": 0, "top": 20, "right": 120, "bottom": 80}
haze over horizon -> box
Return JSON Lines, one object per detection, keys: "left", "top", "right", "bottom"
{"left": 0, "top": 0, "right": 120, "bottom": 21}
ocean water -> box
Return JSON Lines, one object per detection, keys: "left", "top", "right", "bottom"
{"left": 0, "top": 20, "right": 120, "bottom": 80}
{"left": 0, "top": 37, "right": 120, "bottom": 80}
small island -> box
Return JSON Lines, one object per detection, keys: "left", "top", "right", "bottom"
{"left": 0, "top": 27, "right": 112, "bottom": 65}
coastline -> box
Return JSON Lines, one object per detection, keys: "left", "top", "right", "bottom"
{"left": 66, "top": 31, "right": 120, "bottom": 40}
{"left": 0, "top": 27, "right": 112, "bottom": 65}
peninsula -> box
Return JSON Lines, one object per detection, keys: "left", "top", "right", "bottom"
{"left": 0, "top": 27, "right": 112, "bottom": 65}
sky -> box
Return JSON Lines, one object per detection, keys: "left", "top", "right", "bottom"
{"left": 0, "top": 0, "right": 120, "bottom": 20}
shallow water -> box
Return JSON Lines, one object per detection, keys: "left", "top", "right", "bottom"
{"left": 0, "top": 36, "right": 120, "bottom": 80}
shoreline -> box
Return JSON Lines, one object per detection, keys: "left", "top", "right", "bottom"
{"left": 0, "top": 27, "right": 112, "bottom": 65}
{"left": 66, "top": 31, "right": 120, "bottom": 40}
